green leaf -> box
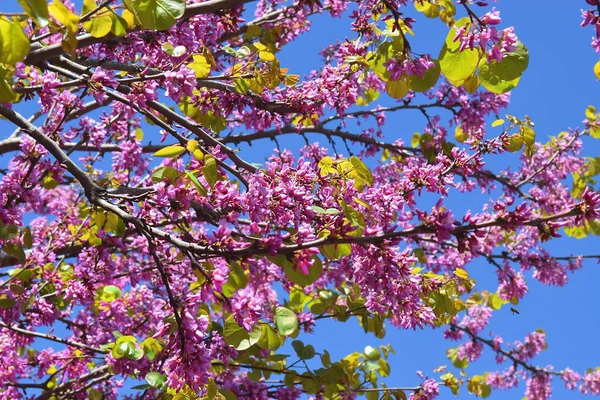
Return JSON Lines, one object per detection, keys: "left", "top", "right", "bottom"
{"left": 447, "top": 347, "right": 469, "bottom": 369}
{"left": 439, "top": 44, "right": 479, "bottom": 83}
{"left": 110, "top": 13, "right": 128, "bottom": 36}
{"left": 0, "top": 223, "right": 19, "bottom": 240}
{"left": 394, "top": 389, "right": 408, "bottom": 400}
{"left": 222, "top": 261, "right": 248, "bottom": 297}
{"left": 145, "top": 372, "right": 166, "bottom": 389}
{"left": 82, "top": 0, "right": 113, "bottom": 38}
{"left": 0, "top": 69, "right": 18, "bottom": 102}
{"left": 463, "top": 73, "right": 480, "bottom": 93}
{"left": 22, "top": 227, "right": 32, "bottom": 249}
{"left": 486, "top": 41, "right": 529, "bottom": 81}
{"left": 97, "top": 285, "right": 122, "bottom": 302}
{"left": 258, "top": 50, "right": 275, "bottom": 62}
{"left": 292, "top": 340, "right": 315, "bottom": 360}
{"left": 153, "top": 145, "right": 186, "bottom": 158}
{"left": 123, "top": 0, "right": 185, "bottom": 31}
{"left": 364, "top": 345, "right": 381, "bottom": 361}
{"left": 487, "top": 292, "right": 504, "bottom": 310}
{"left": 368, "top": 45, "right": 392, "bottom": 81}
{"left": 112, "top": 335, "right": 137, "bottom": 359}
{"left": 257, "top": 324, "right": 281, "bottom": 350}
{"left": 237, "top": 325, "right": 262, "bottom": 351}
{"left": 320, "top": 243, "right": 352, "bottom": 260}
{"left": 0, "top": 17, "right": 31, "bottom": 65}
{"left": 223, "top": 314, "right": 259, "bottom": 350}
{"left": 478, "top": 57, "right": 521, "bottom": 94}
{"left": 3, "top": 242, "right": 25, "bottom": 265}
{"left": 277, "top": 255, "right": 323, "bottom": 287}
{"left": 310, "top": 206, "right": 340, "bottom": 215}
{"left": 275, "top": 306, "right": 298, "bottom": 336}
{"left": 0, "top": 298, "right": 16, "bottom": 308}
{"left": 151, "top": 166, "right": 180, "bottom": 184}
{"left": 130, "top": 347, "right": 144, "bottom": 360}
{"left": 234, "top": 77, "right": 250, "bottom": 94}
{"left": 17, "top": 0, "right": 49, "bottom": 27}
{"left": 142, "top": 337, "right": 163, "bottom": 360}
{"left": 409, "top": 59, "right": 441, "bottom": 92}
{"left": 203, "top": 154, "right": 218, "bottom": 188}
{"left": 184, "top": 170, "right": 208, "bottom": 196}
{"left": 103, "top": 211, "right": 122, "bottom": 233}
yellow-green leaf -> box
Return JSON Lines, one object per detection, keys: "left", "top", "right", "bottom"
{"left": 257, "top": 324, "right": 281, "bottom": 350}
{"left": 455, "top": 125, "right": 468, "bottom": 143}
{"left": 203, "top": 154, "right": 218, "bottom": 188}
{"left": 259, "top": 51, "right": 275, "bottom": 62}
{"left": 185, "top": 170, "right": 207, "bottom": 195}
{"left": 520, "top": 126, "right": 535, "bottom": 146}
{"left": 595, "top": 60, "right": 600, "bottom": 80}
{"left": 142, "top": 338, "right": 163, "bottom": 360}
{"left": 503, "top": 134, "right": 523, "bottom": 152}
{"left": 0, "top": 17, "right": 31, "bottom": 65}
{"left": 415, "top": 1, "right": 440, "bottom": 18}
{"left": 439, "top": 44, "right": 479, "bottom": 83}
{"left": 454, "top": 268, "right": 468, "bottom": 279}
{"left": 320, "top": 243, "right": 352, "bottom": 259}
{"left": 48, "top": 0, "right": 79, "bottom": 34}
{"left": 254, "top": 42, "right": 267, "bottom": 51}
{"left": 586, "top": 105, "right": 596, "bottom": 122}
{"left": 82, "top": 0, "right": 112, "bottom": 38}
{"left": 409, "top": 59, "right": 441, "bottom": 92}
{"left": 478, "top": 57, "right": 521, "bottom": 94}
{"left": 0, "top": 65, "right": 18, "bottom": 102}
{"left": 111, "top": 13, "right": 128, "bottom": 36}
{"left": 318, "top": 156, "right": 336, "bottom": 176}
{"left": 18, "top": 0, "right": 49, "bottom": 27}
{"left": 123, "top": 0, "right": 185, "bottom": 31}
{"left": 275, "top": 306, "right": 298, "bottom": 336}
{"left": 186, "top": 139, "right": 198, "bottom": 153}
{"left": 386, "top": 77, "right": 410, "bottom": 99}
{"left": 463, "top": 73, "right": 479, "bottom": 94}
{"left": 187, "top": 54, "right": 211, "bottom": 78}
{"left": 491, "top": 119, "right": 504, "bottom": 127}
{"left": 446, "top": 17, "right": 471, "bottom": 50}
{"left": 153, "top": 145, "right": 185, "bottom": 158}
{"left": 411, "top": 132, "right": 421, "bottom": 147}
{"left": 350, "top": 156, "right": 374, "bottom": 186}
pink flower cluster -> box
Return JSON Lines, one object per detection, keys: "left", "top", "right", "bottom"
{"left": 453, "top": 9, "right": 519, "bottom": 62}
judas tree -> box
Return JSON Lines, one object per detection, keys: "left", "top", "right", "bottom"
{"left": 0, "top": 0, "right": 599, "bottom": 399}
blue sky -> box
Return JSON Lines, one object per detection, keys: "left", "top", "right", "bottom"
{"left": 1, "top": 1, "right": 599, "bottom": 399}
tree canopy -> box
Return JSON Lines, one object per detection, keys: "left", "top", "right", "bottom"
{"left": 1, "top": 0, "right": 600, "bottom": 399}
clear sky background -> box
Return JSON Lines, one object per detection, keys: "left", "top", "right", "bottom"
{"left": 1, "top": 1, "right": 599, "bottom": 399}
